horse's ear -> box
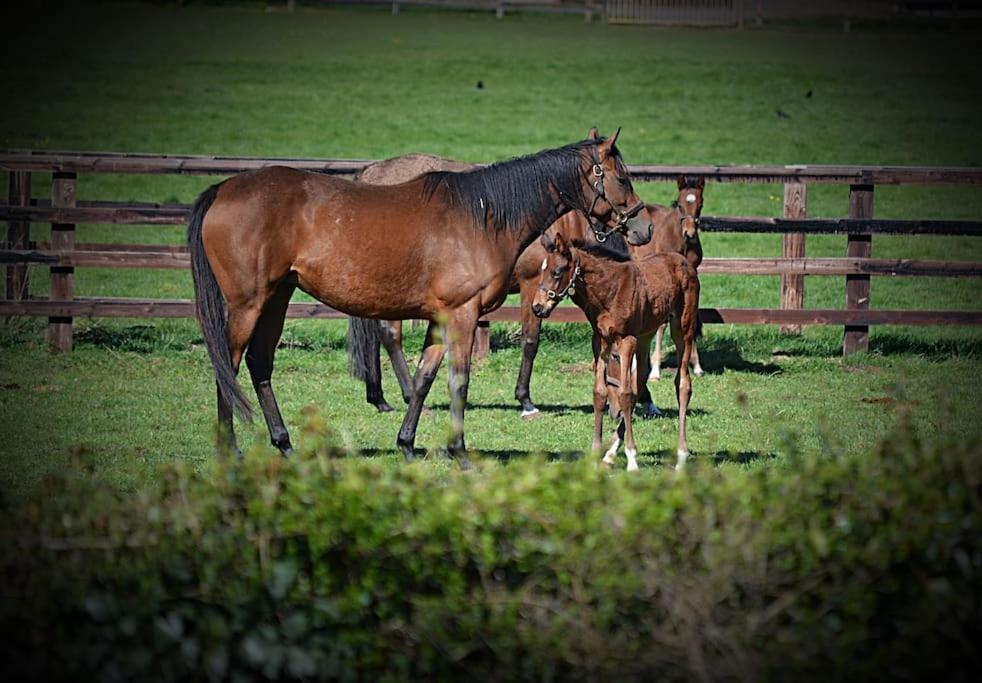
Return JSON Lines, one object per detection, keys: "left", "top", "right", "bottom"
{"left": 597, "top": 127, "right": 621, "bottom": 158}
{"left": 540, "top": 231, "right": 556, "bottom": 252}
{"left": 553, "top": 231, "right": 569, "bottom": 253}
{"left": 677, "top": 175, "right": 687, "bottom": 189}
{"left": 696, "top": 176, "right": 706, "bottom": 190}
{"left": 588, "top": 126, "right": 601, "bottom": 141}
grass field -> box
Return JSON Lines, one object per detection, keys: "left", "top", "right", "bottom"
{"left": 1, "top": 2, "right": 982, "bottom": 498}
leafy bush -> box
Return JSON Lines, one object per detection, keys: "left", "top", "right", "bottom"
{"left": 1, "top": 411, "right": 979, "bottom": 681}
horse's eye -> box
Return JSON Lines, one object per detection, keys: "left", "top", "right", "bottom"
{"left": 552, "top": 268, "right": 563, "bottom": 278}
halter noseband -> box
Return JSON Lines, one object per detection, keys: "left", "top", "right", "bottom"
{"left": 673, "top": 199, "right": 701, "bottom": 239}
{"left": 540, "top": 259, "right": 581, "bottom": 304}
{"left": 585, "top": 161, "right": 646, "bottom": 243}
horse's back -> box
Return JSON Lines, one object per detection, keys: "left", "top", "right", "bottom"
{"left": 358, "top": 153, "right": 476, "bottom": 186}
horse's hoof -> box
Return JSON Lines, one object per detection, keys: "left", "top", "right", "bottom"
{"left": 374, "top": 401, "right": 395, "bottom": 413}
{"left": 457, "top": 456, "right": 475, "bottom": 472}
{"left": 638, "top": 402, "right": 663, "bottom": 419}
{"left": 521, "top": 407, "right": 541, "bottom": 420}
{"left": 399, "top": 445, "right": 416, "bottom": 463}
{"left": 600, "top": 459, "right": 614, "bottom": 470}
{"left": 693, "top": 367, "right": 705, "bottom": 377}
{"left": 279, "top": 446, "right": 293, "bottom": 458}
{"left": 626, "top": 462, "right": 639, "bottom": 473}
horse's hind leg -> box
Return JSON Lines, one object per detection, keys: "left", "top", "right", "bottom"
{"left": 379, "top": 320, "right": 414, "bottom": 405}
{"left": 651, "top": 323, "right": 665, "bottom": 380}
{"left": 220, "top": 302, "right": 264, "bottom": 457}
{"left": 397, "top": 320, "right": 446, "bottom": 462}
{"left": 635, "top": 332, "right": 662, "bottom": 419}
{"left": 514, "top": 279, "right": 543, "bottom": 418}
{"left": 614, "top": 337, "right": 640, "bottom": 472}
{"left": 670, "top": 315, "right": 693, "bottom": 471}
{"left": 244, "top": 281, "right": 296, "bottom": 456}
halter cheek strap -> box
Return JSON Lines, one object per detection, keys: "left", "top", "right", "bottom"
{"left": 540, "top": 261, "right": 581, "bottom": 303}
{"left": 586, "top": 162, "right": 646, "bottom": 243}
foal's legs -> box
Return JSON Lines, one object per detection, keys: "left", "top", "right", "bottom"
{"left": 690, "top": 339, "right": 705, "bottom": 377}
{"left": 245, "top": 281, "right": 296, "bottom": 456}
{"left": 670, "top": 315, "right": 693, "bottom": 470}
{"left": 514, "top": 279, "right": 544, "bottom": 418}
{"left": 614, "top": 337, "right": 640, "bottom": 472}
{"left": 651, "top": 323, "right": 665, "bottom": 380}
{"left": 635, "top": 332, "right": 662, "bottom": 419}
{"left": 396, "top": 321, "right": 446, "bottom": 462}
{"left": 591, "top": 333, "right": 611, "bottom": 460}
{"left": 379, "top": 320, "right": 415, "bottom": 405}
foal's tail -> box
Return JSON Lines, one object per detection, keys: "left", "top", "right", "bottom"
{"left": 347, "top": 317, "right": 381, "bottom": 384}
{"left": 187, "top": 183, "right": 253, "bottom": 422}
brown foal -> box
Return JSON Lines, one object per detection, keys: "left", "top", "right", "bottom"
{"left": 531, "top": 231, "right": 700, "bottom": 471}
{"left": 188, "top": 132, "right": 653, "bottom": 465}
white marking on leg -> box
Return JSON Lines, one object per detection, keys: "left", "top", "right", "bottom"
{"left": 602, "top": 437, "right": 620, "bottom": 464}
{"left": 675, "top": 449, "right": 689, "bottom": 471}
{"left": 630, "top": 354, "right": 637, "bottom": 372}
{"left": 625, "top": 447, "right": 639, "bottom": 472}
{"left": 520, "top": 407, "right": 540, "bottom": 418}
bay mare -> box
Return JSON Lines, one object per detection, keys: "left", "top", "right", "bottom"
{"left": 188, "top": 132, "right": 653, "bottom": 467}
{"left": 531, "top": 231, "right": 700, "bottom": 471}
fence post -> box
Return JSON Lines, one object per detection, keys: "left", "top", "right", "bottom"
{"left": 472, "top": 320, "right": 490, "bottom": 360}
{"left": 47, "top": 172, "right": 76, "bottom": 353}
{"left": 780, "top": 182, "right": 806, "bottom": 334}
{"left": 6, "top": 171, "right": 31, "bottom": 301}
{"left": 843, "top": 184, "right": 874, "bottom": 355}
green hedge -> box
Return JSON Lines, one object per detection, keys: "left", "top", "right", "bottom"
{"left": 1, "top": 412, "right": 979, "bottom": 681}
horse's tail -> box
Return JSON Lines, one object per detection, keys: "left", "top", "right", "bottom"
{"left": 187, "top": 183, "right": 253, "bottom": 422}
{"left": 347, "top": 317, "right": 381, "bottom": 384}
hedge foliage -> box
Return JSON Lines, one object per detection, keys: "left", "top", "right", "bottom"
{"left": 1, "top": 411, "right": 979, "bottom": 682}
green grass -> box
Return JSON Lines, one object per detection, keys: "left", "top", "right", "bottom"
{"left": 1, "top": 3, "right": 982, "bottom": 497}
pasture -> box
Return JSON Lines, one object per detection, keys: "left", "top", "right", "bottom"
{"left": 2, "top": 2, "right": 981, "bottom": 496}
{"left": 1, "top": 3, "right": 981, "bottom": 678}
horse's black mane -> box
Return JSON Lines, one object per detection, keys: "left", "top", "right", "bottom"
{"left": 571, "top": 233, "right": 632, "bottom": 263}
{"left": 421, "top": 139, "right": 624, "bottom": 233}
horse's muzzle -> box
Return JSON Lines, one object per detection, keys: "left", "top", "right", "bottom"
{"left": 532, "top": 302, "right": 552, "bottom": 319}
{"left": 626, "top": 217, "right": 653, "bottom": 246}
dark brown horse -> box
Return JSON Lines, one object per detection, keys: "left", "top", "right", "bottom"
{"left": 188, "top": 132, "right": 653, "bottom": 466}
{"left": 531, "top": 230, "right": 700, "bottom": 471}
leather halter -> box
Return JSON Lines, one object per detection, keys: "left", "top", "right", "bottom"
{"left": 584, "top": 161, "right": 646, "bottom": 243}
{"left": 540, "top": 259, "right": 581, "bottom": 304}
{"left": 672, "top": 199, "right": 701, "bottom": 240}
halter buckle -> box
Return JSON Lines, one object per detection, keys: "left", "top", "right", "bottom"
{"left": 592, "top": 164, "right": 604, "bottom": 177}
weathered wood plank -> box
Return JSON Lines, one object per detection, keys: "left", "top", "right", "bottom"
{"left": 5, "top": 171, "right": 31, "bottom": 300}
{"left": 47, "top": 172, "right": 76, "bottom": 352}
{"left": 780, "top": 182, "right": 807, "bottom": 334}
{"left": 697, "top": 216, "right": 982, "bottom": 235}
{"left": 844, "top": 185, "right": 875, "bottom": 355}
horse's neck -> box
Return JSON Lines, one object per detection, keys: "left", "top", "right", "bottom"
{"left": 653, "top": 208, "right": 686, "bottom": 255}
{"left": 512, "top": 195, "right": 571, "bottom": 257}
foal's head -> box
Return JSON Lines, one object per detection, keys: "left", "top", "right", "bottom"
{"left": 531, "top": 231, "right": 579, "bottom": 319}
{"left": 580, "top": 127, "right": 653, "bottom": 247}
{"left": 673, "top": 175, "right": 705, "bottom": 242}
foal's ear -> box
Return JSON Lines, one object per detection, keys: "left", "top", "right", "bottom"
{"left": 540, "top": 231, "right": 556, "bottom": 252}
{"left": 696, "top": 176, "right": 706, "bottom": 190}
{"left": 677, "top": 175, "right": 687, "bottom": 189}
{"left": 587, "top": 126, "right": 601, "bottom": 141}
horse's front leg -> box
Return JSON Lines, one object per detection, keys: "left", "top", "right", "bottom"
{"left": 514, "top": 278, "right": 544, "bottom": 418}
{"left": 670, "top": 315, "right": 693, "bottom": 471}
{"left": 615, "top": 337, "right": 640, "bottom": 472}
{"left": 651, "top": 323, "right": 665, "bottom": 380}
{"left": 379, "top": 320, "right": 415, "bottom": 405}
{"left": 445, "top": 305, "right": 480, "bottom": 470}
{"left": 590, "top": 330, "right": 617, "bottom": 465}
{"left": 397, "top": 321, "right": 445, "bottom": 462}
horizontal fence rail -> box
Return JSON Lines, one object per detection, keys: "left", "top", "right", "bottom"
{"left": 3, "top": 150, "right": 981, "bottom": 355}
{"left": 4, "top": 150, "right": 982, "bottom": 185}
{"left": 2, "top": 298, "right": 980, "bottom": 328}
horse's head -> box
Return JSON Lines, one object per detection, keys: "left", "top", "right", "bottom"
{"left": 674, "top": 175, "right": 705, "bottom": 243}
{"left": 531, "top": 230, "right": 579, "bottom": 319}
{"left": 579, "top": 127, "right": 653, "bottom": 247}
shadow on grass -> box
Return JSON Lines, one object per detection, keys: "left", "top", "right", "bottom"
{"left": 645, "top": 449, "right": 779, "bottom": 466}
{"left": 661, "top": 336, "right": 784, "bottom": 376}
{"left": 426, "top": 401, "right": 711, "bottom": 418}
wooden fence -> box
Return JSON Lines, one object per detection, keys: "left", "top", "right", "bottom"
{"left": 3, "top": 150, "right": 982, "bottom": 357}
{"left": 605, "top": 0, "right": 741, "bottom": 26}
